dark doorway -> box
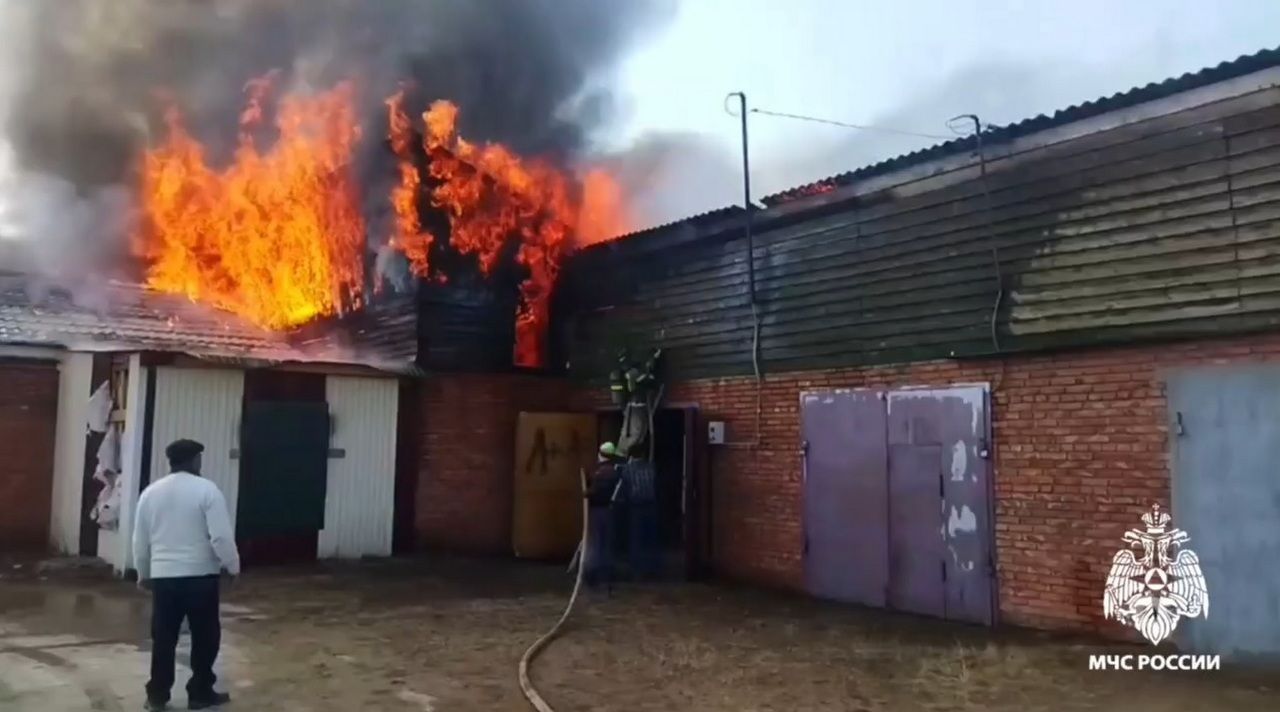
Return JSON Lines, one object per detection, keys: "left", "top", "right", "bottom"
{"left": 392, "top": 379, "right": 422, "bottom": 555}
{"left": 596, "top": 407, "right": 693, "bottom": 579}
{"left": 77, "top": 354, "right": 114, "bottom": 556}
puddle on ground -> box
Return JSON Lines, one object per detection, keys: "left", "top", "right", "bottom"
{"left": 1, "top": 583, "right": 255, "bottom": 712}
{"left": 0, "top": 584, "right": 150, "bottom": 642}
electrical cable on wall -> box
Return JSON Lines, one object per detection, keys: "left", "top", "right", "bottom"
{"left": 949, "top": 114, "right": 1003, "bottom": 355}
{"left": 725, "top": 92, "right": 764, "bottom": 450}
{"left": 950, "top": 113, "right": 1008, "bottom": 394}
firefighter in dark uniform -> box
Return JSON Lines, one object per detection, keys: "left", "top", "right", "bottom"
{"left": 583, "top": 442, "right": 622, "bottom": 589}
{"left": 622, "top": 457, "right": 659, "bottom": 580}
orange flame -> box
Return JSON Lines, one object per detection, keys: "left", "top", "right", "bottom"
{"left": 408, "top": 99, "right": 631, "bottom": 366}
{"left": 386, "top": 89, "right": 433, "bottom": 277}
{"left": 135, "top": 75, "right": 630, "bottom": 369}
{"left": 135, "top": 75, "right": 366, "bottom": 329}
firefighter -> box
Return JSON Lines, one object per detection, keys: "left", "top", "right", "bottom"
{"left": 608, "top": 350, "right": 628, "bottom": 406}
{"left": 583, "top": 442, "right": 622, "bottom": 590}
{"left": 621, "top": 458, "right": 659, "bottom": 580}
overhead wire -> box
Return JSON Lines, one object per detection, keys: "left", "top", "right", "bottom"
{"left": 749, "top": 107, "right": 955, "bottom": 141}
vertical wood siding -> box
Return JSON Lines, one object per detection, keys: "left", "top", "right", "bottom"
{"left": 49, "top": 353, "right": 92, "bottom": 554}
{"left": 149, "top": 367, "right": 245, "bottom": 531}
{"left": 319, "top": 376, "right": 399, "bottom": 559}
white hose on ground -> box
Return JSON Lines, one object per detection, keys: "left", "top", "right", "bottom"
{"left": 518, "top": 467, "right": 590, "bottom": 712}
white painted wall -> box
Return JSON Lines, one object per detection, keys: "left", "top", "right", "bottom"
{"left": 319, "top": 376, "right": 399, "bottom": 559}
{"left": 148, "top": 367, "right": 246, "bottom": 533}
{"left": 101, "top": 364, "right": 245, "bottom": 573}
{"left": 48, "top": 353, "right": 92, "bottom": 554}
{"left": 95, "top": 366, "right": 396, "bottom": 567}
{"left": 100, "top": 355, "right": 145, "bottom": 573}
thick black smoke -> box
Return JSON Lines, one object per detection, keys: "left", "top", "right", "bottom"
{"left": 0, "top": 0, "right": 674, "bottom": 277}
{"left": 10, "top": 0, "right": 672, "bottom": 178}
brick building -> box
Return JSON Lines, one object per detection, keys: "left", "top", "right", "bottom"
{"left": 543, "top": 48, "right": 1280, "bottom": 658}
{"left": 4, "top": 47, "right": 1280, "bottom": 661}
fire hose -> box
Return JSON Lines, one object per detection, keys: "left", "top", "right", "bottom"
{"left": 518, "top": 467, "right": 597, "bottom": 712}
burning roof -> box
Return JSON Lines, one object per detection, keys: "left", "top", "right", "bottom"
{"left": 129, "top": 76, "right": 628, "bottom": 370}
{"left": 3, "top": 1, "right": 665, "bottom": 374}
{"left": 0, "top": 269, "right": 416, "bottom": 372}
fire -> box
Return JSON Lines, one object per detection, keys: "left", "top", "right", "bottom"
{"left": 403, "top": 99, "right": 631, "bottom": 366}
{"left": 577, "top": 169, "right": 631, "bottom": 248}
{"left": 386, "top": 89, "right": 433, "bottom": 278}
{"left": 136, "top": 74, "right": 631, "bottom": 368}
{"left": 791, "top": 181, "right": 837, "bottom": 200}
{"left": 135, "top": 75, "right": 366, "bottom": 329}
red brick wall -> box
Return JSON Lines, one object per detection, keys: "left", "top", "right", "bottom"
{"left": 414, "top": 373, "right": 569, "bottom": 555}
{"left": 573, "top": 332, "right": 1280, "bottom": 635}
{"left": 0, "top": 360, "right": 59, "bottom": 552}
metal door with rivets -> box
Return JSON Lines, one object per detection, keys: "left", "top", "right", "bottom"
{"left": 886, "top": 387, "right": 994, "bottom": 624}
{"left": 801, "top": 389, "right": 889, "bottom": 607}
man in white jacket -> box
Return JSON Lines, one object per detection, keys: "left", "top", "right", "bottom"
{"left": 133, "top": 439, "right": 240, "bottom": 711}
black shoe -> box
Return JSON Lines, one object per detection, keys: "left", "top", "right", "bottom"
{"left": 187, "top": 691, "right": 230, "bottom": 709}
{"left": 144, "top": 700, "right": 168, "bottom": 712}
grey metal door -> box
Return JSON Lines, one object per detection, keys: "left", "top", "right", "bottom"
{"left": 886, "top": 441, "right": 946, "bottom": 617}
{"left": 801, "top": 390, "right": 889, "bottom": 607}
{"left": 886, "top": 387, "right": 994, "bottom": 624}
{"left": 1168, "top": 366, "right": 1280, "bottom": 658}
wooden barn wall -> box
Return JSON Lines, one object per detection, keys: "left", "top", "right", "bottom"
{"left": 562, "top": 86, "right": 1280, "bottom": 382}
{"left": 416, "top": 279, "right": 519, "bottom": 372}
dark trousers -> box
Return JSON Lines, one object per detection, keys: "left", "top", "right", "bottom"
{"left": 628, "top": 501, "right": 660, "bottom": 580}
{"left": 583, "top": 506, "right": 614, "bottom": 588}
{"left": 147, "top": 575, "right": 221, "bottom": 703}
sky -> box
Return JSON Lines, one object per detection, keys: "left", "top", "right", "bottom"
{"left": 611, "top": 0, "right": 1280, "bottom": 225}
{"left": 4, "top": 1, "right": 1280, "bottom": 242}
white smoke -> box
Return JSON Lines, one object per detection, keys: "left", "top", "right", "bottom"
{"left": 598, "top": 131, "right": 743, "bottom": 229}
{"left": 0, "top": 0, "right": 29, "bottom": 243}
{"left": 0, "top": 0, "right": 135, "bottom": 285}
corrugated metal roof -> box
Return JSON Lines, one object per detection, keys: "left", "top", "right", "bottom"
{"left": 0, "top": 270, "right": 416, "bottom": 373}
{"left": 605, "top": 206, "right": 746, "bottom": 243}
{"left": 764, "top": 46, "right": 1280, "bottom": 205}
{"left": 576, "top": 205, "right": 746, "bottom": 258}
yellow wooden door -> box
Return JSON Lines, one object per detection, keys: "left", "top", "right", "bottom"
{"left": 512, "top": 412, "right": 598, "bottom": 559}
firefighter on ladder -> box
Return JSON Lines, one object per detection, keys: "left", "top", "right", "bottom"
{"left": 609, "top": 348, "right": 662, "bottom": 457}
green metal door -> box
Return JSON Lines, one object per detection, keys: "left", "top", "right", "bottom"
{"left": 236, "top": 401, "right": 330, "bottom": 538}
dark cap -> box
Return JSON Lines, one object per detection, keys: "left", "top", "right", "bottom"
{"left": 165, "top": 439, "right": 205, "bottom": 466}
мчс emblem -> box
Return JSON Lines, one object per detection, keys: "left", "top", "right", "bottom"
{"left": 1103, "top": 504, "right": 1209, "bottom": 646}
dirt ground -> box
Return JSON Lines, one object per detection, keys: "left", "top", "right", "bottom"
{"left": 1, "top": 556, "right": 1276, "bottom": 712}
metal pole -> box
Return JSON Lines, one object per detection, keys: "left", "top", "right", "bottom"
{"left": 726, "top": 91, "right": 763, "bottom": 449}
{"left": 729, "top": 91, "right": 755, "bottom": 304}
